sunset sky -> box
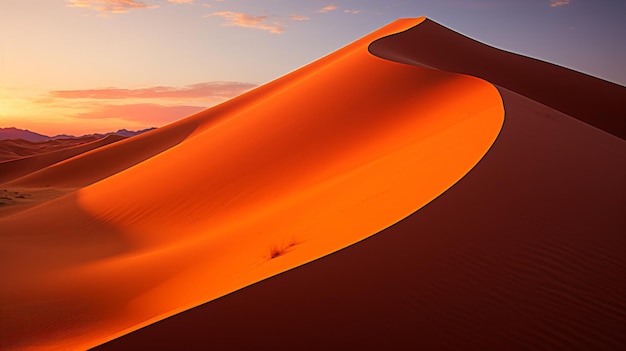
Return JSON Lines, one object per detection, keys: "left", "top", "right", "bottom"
{"left": 1, "top": 0, "right": 624, "bottom": 136}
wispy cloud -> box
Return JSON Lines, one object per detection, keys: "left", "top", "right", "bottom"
{"left": 50, "top": 82, "right": 257, "bottom": 100}
{"left": 65, "top": 0, "right": 158, "bottom": 15}
{"left": 550, "top": 0, "right": 572, "bottom": 7}
{"left": 343, "top": 10, "right": 361, "bottom": 14}
{"left": 75, "top": 103, "right": 205, "bottom": 124}
{"left": 168, "top": 0, "right": 193, "bottom": 3}
{"left": 290, "top": 14, "right": 310, "bottom": 21}
{"left": 2, "top": 83, "right": 230, "bottom": 135}
{"left": 209, "top": 11, "right": 285, "bottom": 34}
{"left": 442, "top": 1, "right": 506, "bottom": 10}
{"left": 46, "top": 82, "right": 256, "bottom": 126}
{"left": 317, "top": 5, "right": 338, "bottom": 13}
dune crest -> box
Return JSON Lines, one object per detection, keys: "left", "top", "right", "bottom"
{"left": 0, "top": 17, "right": 506, "bottom": 350}
{"left": 369, "top": 18, "right": 626, "bottom": 139}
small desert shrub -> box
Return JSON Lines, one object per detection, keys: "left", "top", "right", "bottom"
{"left": 268, "top": 239, "right": 298, "bottom": 259}
{"left": 269, "top": 246, "right": 284, "bottom": 259}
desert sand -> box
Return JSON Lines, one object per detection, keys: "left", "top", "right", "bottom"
{"left": 0, "top": 135, "right": 126, "bottom": 184}
{"left": 1, "top": 17, "right": 624, "bottom": 351}
{"left": 0, "top": 136, "right": 100, "bottom": 162}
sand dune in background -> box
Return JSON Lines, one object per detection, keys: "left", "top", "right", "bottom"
{"left": 0, "top": 136, "right": 99, "bottom": 162}
{"left": 0, "top": 17, "right": 506, "bottom": 350}
{"left": 94, "top": 19, "right": 625, "bottom": 350}
{"left": 4, "top": 122, "right": 196, "bottom": 189}
{"left": 0, "top": 135, "right": 124, "bottom": 184}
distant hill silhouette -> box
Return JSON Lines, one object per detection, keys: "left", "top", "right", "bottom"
{"left": 0, "top": 127, "right": 51, "bottom": 142}
{"left": 0, "top": 127, "right": 156, "bottom": 142}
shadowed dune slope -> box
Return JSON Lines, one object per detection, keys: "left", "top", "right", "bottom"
{"left": 369, "top": 18, "right": 626, "bottom": 139}
{"left": 1, "top": 18, "right": 505, "bottom": 350}
{"left": 94, "top": 19, "right": 625, "bottom": 350}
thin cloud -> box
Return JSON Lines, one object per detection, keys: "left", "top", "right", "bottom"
{"left": 290, "top": 14, "right": 310, "bottom": 21}
{"left": 209, "top": 11, "right": 285, "bottom": 34}
{"left": 442, "top": 1, "right": 506, "bottom": 10}
{"left": 65, "top": 0, "right": 158, "bottom": 14}
{"left": 75, "top": 103, "right": 205, "bottom": 124}
{"left": 550, "top": 0, "right": 572, "bottom": 7}
{"left": 168, "top": 0, "right": 193, "bottom": 3}
{"left": 50, "top": 82, "right": 257, "bottom": 100}
{"left": 317, "top": 5, "right": 338, "bottom": 13}
{"left": 343, "top": 10, "right": 361, "bottom": 14}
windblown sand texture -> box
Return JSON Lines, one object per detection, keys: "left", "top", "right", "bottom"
{"left": 2, "top": 17, "right": 625, "bottom": 350}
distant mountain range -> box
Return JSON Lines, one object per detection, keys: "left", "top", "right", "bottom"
{"left": 0, "top": 127, "right": 156, "bottom": 142}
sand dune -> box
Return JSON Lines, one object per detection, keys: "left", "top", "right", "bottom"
{"left": 1, "top": 17, "right": 624, "bottom": 351}
{"left": 1, "top": 17, "right": 505, "bottom": 350}
{"left": 0, "top": 136, "right": 99, "bottom": 162}
{"left": 0, "top": 135, "right": 124, "bottom": 184}
{"left": 95, "top": 18, "right": 625, "bottom": 350}
{"left": 97, "top": 86, "right": 624, "bottom": 351}
{"left": 4, "top": 122, "right": 195, "bottom": 189}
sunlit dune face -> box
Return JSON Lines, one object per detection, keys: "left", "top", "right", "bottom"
{"left": 0, "top": 17, "right": 504, "bottom": 350}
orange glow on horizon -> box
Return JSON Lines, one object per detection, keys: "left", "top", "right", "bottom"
{"left": 0, "top": 82, "right": 257, "bottom": 136}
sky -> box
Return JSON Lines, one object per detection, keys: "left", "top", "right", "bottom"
{"left": 1, "top": 0, "right": 624, "bottom": 136}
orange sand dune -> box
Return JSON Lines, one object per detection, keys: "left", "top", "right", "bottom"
{"left": 0, "top": 17, "right": 505, "bottom": 350}
{"left": 95, "top": 19, "right": 625, "bottom": 350}
{"left": 0, "top": 135, "right": 124, "bottom": 184}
